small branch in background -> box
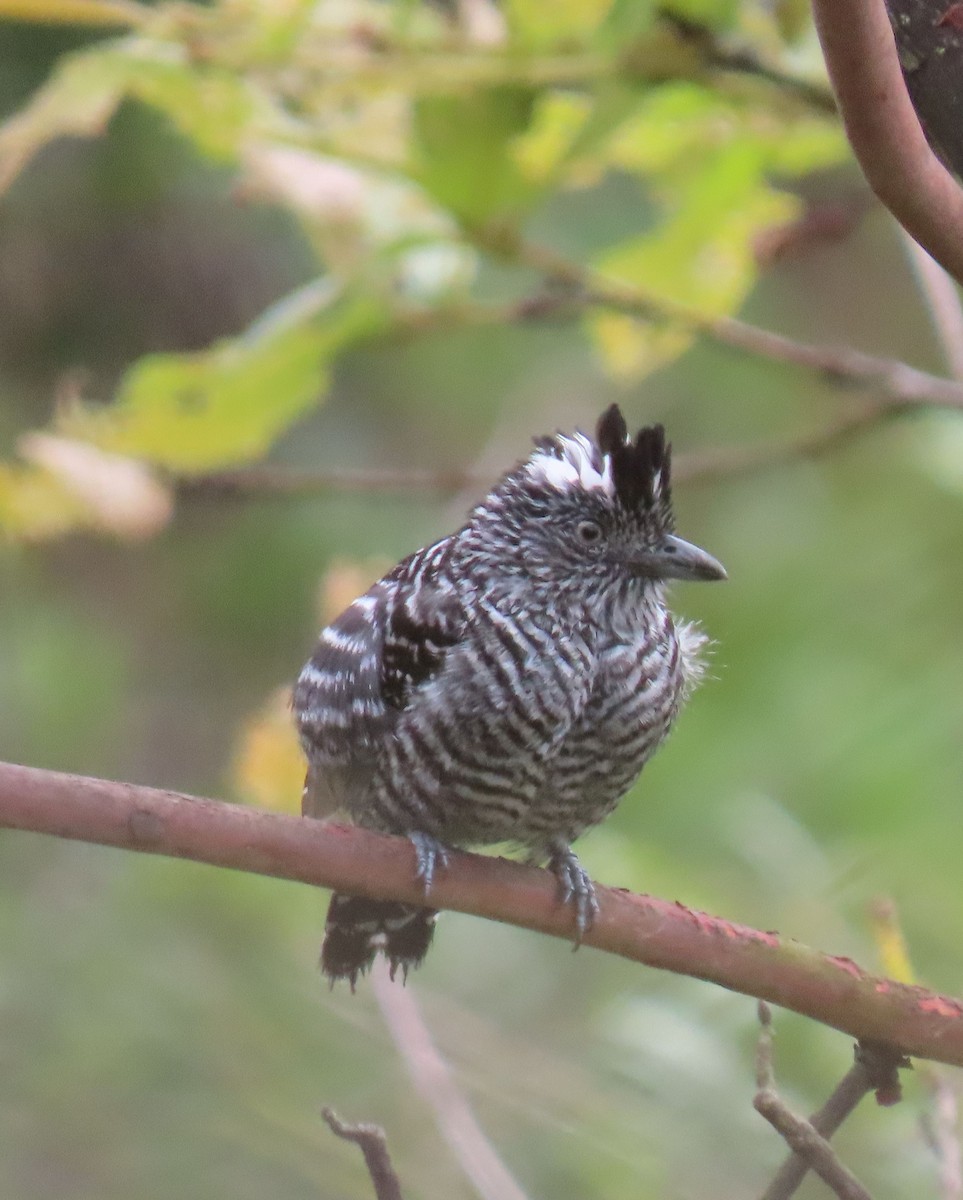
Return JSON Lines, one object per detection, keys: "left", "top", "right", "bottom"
{"left": 663, "top": 14, "right": 837, "bottom": 114}
{"left": 503, "top": 235, "right": 963, "bottom": 407}
{"left": 674, "top": 399, "right": 905, "bottom": 486}
{"left": 178, "top": 465, "right": 484, "bottom": 502}
{"left": 755, "top": 1002, "right": 877, "bottom": 1200}
{"left": 321, "top": 1108, "right": 405, "bottom": 1200}
{"left": 901, "top": 232, "right": 963, "bottom": 382}
{"left": 371, "top": 961, "right": 530, "bottom": 1200}
{"left": 179, "top": 396, "right": 917, "bottom": 503}
{"left": 758, "top": 1019, "right": 910, "bottom": 1200}
{"left": 811, "top": 0, "right": 963, "bottom": 286}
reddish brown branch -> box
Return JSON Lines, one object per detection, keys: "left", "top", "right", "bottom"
{"left": 3, "top": 759, "right": 963, "bottom": 1066}
{"left": 812, "top": 0, "right": 963, "bottom": 285}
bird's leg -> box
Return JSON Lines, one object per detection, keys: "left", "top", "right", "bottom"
{"left": 546, "top": 840, "right": 600, "bottom": 941}
{"left": 407, "top": 831, "right": 451, "bottom": 895}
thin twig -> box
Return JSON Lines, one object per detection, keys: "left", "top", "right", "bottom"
{"left": 754, "top": 1003, "right": 874, "bottom": 1200}
{"left": 811, "top": 0, "right": 963, "bottom": 285}
{"left": 371, "top": 961, "right": 530, "bottom": 1200}
{"left": 759, "top": 1029, "right": 909, "bottom": 1200}
{"left": 321, "top": 1107, "right": 405, "bottom": 1200}
{"left": 901, "top": 232, "right": 963, "bottom": 382}
{"left": 501, "top": 235, "right": 963, "bottom": 408}
{"left": 179, "top": 399, "right": 908, "bottom": 501}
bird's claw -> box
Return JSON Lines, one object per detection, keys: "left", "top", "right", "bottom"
{"left": 548, "top": 845, "right": 599, "bottom": 943}
{"left": 408, "top": 831, "right": 450, "bottom": 895}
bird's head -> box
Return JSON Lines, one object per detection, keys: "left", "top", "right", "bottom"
{"left": 467, "top": 405, "right": 726, "bottom": 597}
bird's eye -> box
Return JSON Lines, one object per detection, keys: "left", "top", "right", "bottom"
{"left": 577, "top": 520, "right": 602, "bottom": 544}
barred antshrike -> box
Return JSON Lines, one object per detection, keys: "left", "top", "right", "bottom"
{"left": 294, "top": 405, "right": 726, "bottom": 986}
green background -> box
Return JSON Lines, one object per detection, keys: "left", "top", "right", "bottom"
{"left": 1, "top": 6, "right": 962, "bottom": 1197}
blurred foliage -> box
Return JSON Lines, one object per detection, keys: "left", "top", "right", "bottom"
{"left": 1, "top": 1, "right": 962, "bottom": 1199}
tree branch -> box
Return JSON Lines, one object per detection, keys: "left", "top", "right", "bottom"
{"left": 754, "top": 1003, "right": 878, "bottom": 1200}
{"left": 3, "top": 759, "right": 963, "bottom": 1065}
{"left": 759, "top": 1029, "right": 909, "bottom": 1200}
{"left": 812, "top": 0, "right": 963, "bottom": 285}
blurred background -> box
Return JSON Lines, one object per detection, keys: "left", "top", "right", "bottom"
{"left": 2, "top": 3, "right": 962, "bottom": 1197}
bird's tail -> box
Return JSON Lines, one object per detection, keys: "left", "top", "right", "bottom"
{"left": 321, "top": 894, "right": 438, "bottom": 988}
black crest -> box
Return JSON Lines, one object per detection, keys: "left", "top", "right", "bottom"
{"left": 596, "top": 404, "right": 671, "bottom": 513}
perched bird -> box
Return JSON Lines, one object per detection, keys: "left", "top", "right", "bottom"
{"left": 294, "top": 405, "right": 725, "bottom": 987}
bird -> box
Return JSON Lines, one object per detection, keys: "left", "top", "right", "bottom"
{"left": 293, "top": 404, "right": 726, "bottom": 987}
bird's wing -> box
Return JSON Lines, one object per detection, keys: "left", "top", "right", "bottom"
{"left": 294, "top": 539, "right": 464, "bottom": 818}
{"left": 294, "top": 588, "right": 392, "bottom": 818}
{"left": 380, "top": 581, "right": 465, "bottom": 712}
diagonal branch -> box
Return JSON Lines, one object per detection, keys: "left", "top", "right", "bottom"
{"left": 370, "top": 961, "right": 530, "bottom": 1200}
{"left": 3, "top": 758, "right": 963, "bottom": 1066}
{"left": 812, "top": 0, "right": 963, "bottom": 286}
{"left": 754, "top": 1003, "right": 879, "bottom": 1200}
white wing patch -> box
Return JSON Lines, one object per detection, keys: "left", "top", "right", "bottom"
{"left": 525, "top": 432, "right": 615, "bottom": 496}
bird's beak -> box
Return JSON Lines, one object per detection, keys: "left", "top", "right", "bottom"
{"left": 628, "top": 534, "right": 727, "bottom": 583}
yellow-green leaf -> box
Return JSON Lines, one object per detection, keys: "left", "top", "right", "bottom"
{"left": 0, "top": 46, "right": 128, "bottom": 195}
{"left": 0, "top": 463, "right": 88, "bottom": 542}
{"left": 232, "top": 687, "right": 304, "bottom": 814}
{"left": 504, "top": 0, "right": 615, "bottom": 45}
{"left": 59, "top": 283, "right": 387, "bottom": 472}
{"left": 0, "top": 0, "right": 145, "bottom": 25}
{"left": 0, "top": 39, "right": 262, "bottom": 197}
{"left": 412, "top": 87, "right": 538, "bottom": 225}
{"left": 590, "top": 144, "right": 799, "bottom": 380}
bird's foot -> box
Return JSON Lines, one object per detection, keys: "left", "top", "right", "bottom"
{"left": 408, "top": 831, "right": 451, "bottom": 895}
{"left": 547, "top": 843, "right": 599, "bottom": 943}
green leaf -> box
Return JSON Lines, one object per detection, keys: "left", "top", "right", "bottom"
{"left": 504, "top": 0, "right": 617, "bottom": 45}
{"left": 121, "top": 49, "right": 259, "bottom": 163}
{"left": 59, "top": 283, "right": 387, "bottom": 472}
{"left": 411, "top": 87, "right": 538, "bottom": 225}
{"left": 0, "top": 45, "right": 128, "bottom": 195}
{"left": 0, "top": 464, "right": 88, "bottom": 542}
{"left": 660, "top": 0, "right": 740, "bottom": 29}
{"left": 0, "top": 37, "right": 264, "bottom": 197}
{"left": 589, "top": 139, "right": 800, "bottom": 380}
{"left": 0, "top": 0, "right": 144, "bottom": 25}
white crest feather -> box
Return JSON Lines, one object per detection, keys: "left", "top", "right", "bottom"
{"left": 525, "top": 432, "right": 615, "bottom": 496}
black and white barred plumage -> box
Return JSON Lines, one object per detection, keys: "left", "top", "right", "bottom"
{"left": 294, "top": 405, "right": 726, "bottom": 986}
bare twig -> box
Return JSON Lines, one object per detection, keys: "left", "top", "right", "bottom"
{"left": 759, "top": 1030, "right": 910, "bottom": 1200}
{"left": 755, "top": 1002, "right": 874, "bottom": 1200}
{"left": 321, "top": 1107, "right": 405, "bottom": 1200}
{"left": 371, "top": 961, "right": 530, "bottom": 1200}
{"left": 180, "top": 399, "right": 911, "bottom": 502}
{"left": 811, "top": 0, "right": 963, "bottom": 285}
{"left": 4, "top": 761, "right": 963, "bottom": 1066}
{"left": 503, "top": 235, "right": 963, "bottom": 407}
{"left": 178, "top": 465, "right": 483, "bottom": 501}
{"left": 901, "top": 232, "right": 963, "bottom": 382}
